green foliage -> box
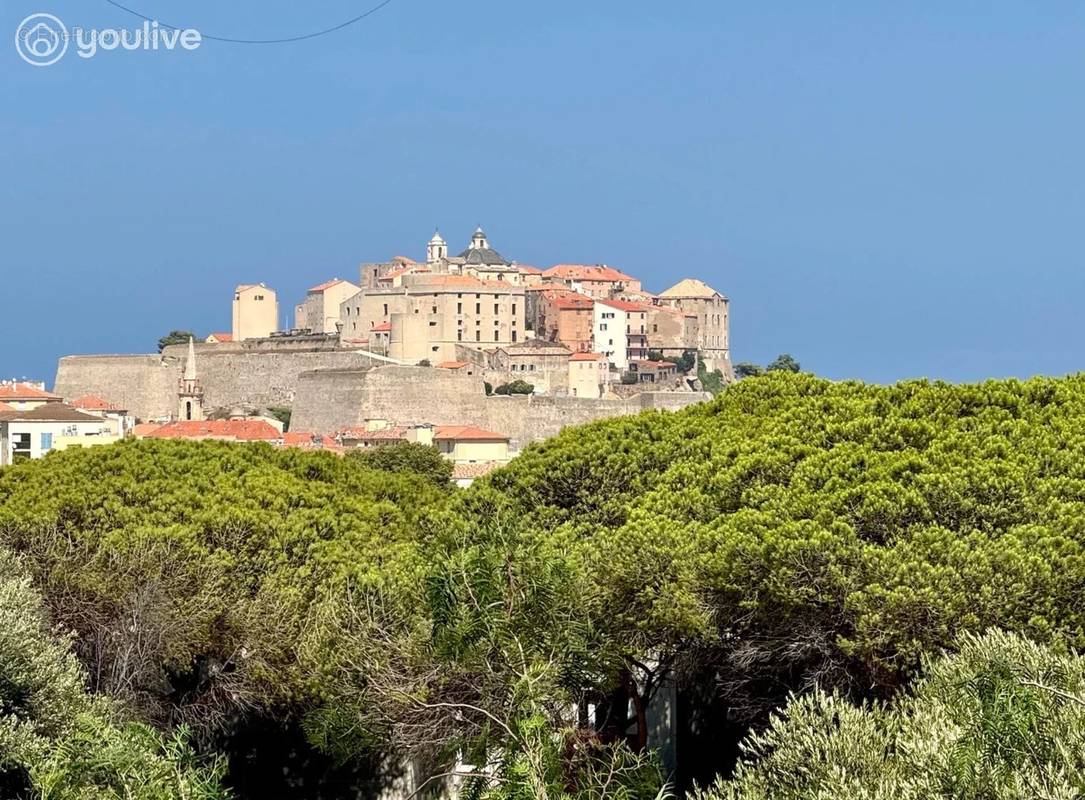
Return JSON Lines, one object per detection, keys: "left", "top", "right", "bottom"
{"left": 696, "top": 359, "right": 726, "bottom": 394}
{"left": 0, "top": 440, "right": 447, "bottom": 730}
{"left": 157, "top": 331, "right": 196, "bottom": 353}
{"left": 0, "top": 550, "right": 227, "bottom": 799}
{"left": 620, "top": 372, "right": 639, "bottom": 385}
{"left": 265, "top": 406, "right": 291, "bottom": 432}
{"left": 348, "top": 442, "right": 454, "bottom": 487}
{"left": 699, "top": 629, "right": 1085, "bottom": 800}
{"left": 766, "top": 354, "right": 800, "bottom": 373}
{"left": 495, "top": 380, "right": 534, "bottom": 396}
{"left": 418, "top": 359, "right": 432, "bottom": 367}
{"left": 733, "top": 363, "right": 762, "bottom": 379}
{"left": 664, "top": 351, "right": 697, "bottom": 374}
{"left": 485, "top": 381, "right": 494, "bottom": 396}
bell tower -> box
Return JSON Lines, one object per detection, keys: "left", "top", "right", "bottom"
{"left": 427, "top": 229, "right": 447, "bottom": 265}
{"left": 177, "top": 337, "right": 205, "bottom": 421}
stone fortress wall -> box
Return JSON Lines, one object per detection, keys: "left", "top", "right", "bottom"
{"left": 290, "top": 365, "right": 710, "bottom": 449}
{"left": 54, "top": 339, "right": 386, "bottom": 421}
{"left": 55, "top": 340, "right": 710, "bottom": 446}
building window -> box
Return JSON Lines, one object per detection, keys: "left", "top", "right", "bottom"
{"left": 512, "top": 331, "right": 517, "bottom": 342}
{"left": 432, "top": 306, "right": 438, "bottom": 314}
{"left": 494, "top": 304, "right": 499, "bottom": 314}
{"left": 383, "top": 303, "right": 388, "bottom": 315}
{"left": 457, "top": 302, "right": 462, "bottom": 314}
{"left": 429, "top": 321, "right": 437, "bottom": 327}
{"left": 475, "top": 303, "right": 481, "bottom": 314}
{"left": 458, "top": 331, "right": 463, "bottom": 341}
{"left": 40, "top": 432, "right": 53, "bottom": 453}
{"left": 476, "top": 331, "right": 481, "bottom": 342}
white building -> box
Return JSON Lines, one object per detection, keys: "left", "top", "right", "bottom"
{"left": 592, "top": 299, "right": 650, "bottom": 370}
{"left": 1, "top": 403, "right": 120, "bottom": 462}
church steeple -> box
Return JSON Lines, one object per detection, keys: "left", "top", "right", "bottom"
{"left": 427, "top": 229, "right": 448, "bottom": 265}
{"left": 178, "top": 337, "right": 205, "bottom": 422}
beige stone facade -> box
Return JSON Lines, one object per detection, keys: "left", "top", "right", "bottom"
{"left": 491, "top": 340, "right": 572, "bottom": 393}
{"left": 340, "top": 273, "right": 526, "bottom": 364}
{"left": 294, "top": 278, "right": 361, "bottom": 334}
{"left": 568, "top": 353, "right": 610, "bottom": 399}
{"left": 657, "top": 279, "right": 729, "bottom": 364}
{"left": 232, "top": 283, "right": 279, "bottom": 341}
{"left": 646, "top": 306, "right": 698, "bottom": 357}
{"left": 533, "top": 289, "right": 595, "bottom": 353}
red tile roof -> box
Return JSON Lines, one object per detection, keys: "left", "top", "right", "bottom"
{"left": 541, "top": 290, "right": 594, "bottom": 311}
{"left": 437, "top": 361, "right": 470, "bottom": 369}
{"left": 70, "top": 394, "right": 126, "bottom": 412}
{"left": 434, "top": 425, "right": 510, "bottom": 442}
{"left": 0, "top": 383, "right": 60, "bottom": 402}
{"left": 206, "top": 332, "right": 233, "bottom": 342}
{"left": 570, "top": 352, "right": 605, "bottom": 362}
{"left": 336, "top": 426, "right": 408, "bottom": 441}
{"left": 133, "top": 423, "right": 164, "bottom": 438}
{"left": 145, "top": 419, "right": 282, "bottom": 442}
{"left": 283, "top": 432, "right": 344, "bottom": 452}
{"left": 516, "top": 264, "right": 543, "bottom": 274}
{"left": 596, "top": 298, "right": 652, "bottom": 313}
{"left": 372, "top": 322, "right": 392, "bottom": 333}
{"left": 309, "top": 278, "right": 352, "bottom": 293}
{"left": 544, "top": 264, "right": 636, "bottom": 282}
{"left": 0, "top": 402, "right": 14, "bottom": 414}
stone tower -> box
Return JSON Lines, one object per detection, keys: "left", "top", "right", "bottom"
{"left": 177, "top": 337, "right": 205, "bottom": 422}
{"left": 427, "top": 230, "right": 447, "bottom": 265}
{"left": 469, "top": 226, "right": 489, "bottom": 251}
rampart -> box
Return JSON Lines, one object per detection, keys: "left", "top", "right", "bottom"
{"left": 54, "top": 342, "right": 384, "bottom": 420}
{"left": 291, "top": 365, "right": 710, "bottom": 447}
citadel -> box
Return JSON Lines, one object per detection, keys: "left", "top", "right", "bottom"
{"left": 24, "top": 227, "right": 731, "bottom": 474}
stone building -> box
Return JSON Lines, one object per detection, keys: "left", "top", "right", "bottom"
{"left": 457, "top": 228, "right": 522, "bottom": 285}
{"left": 340, "top": 273, "right": 526, "bottom": 363}
{"left": 232, "top": 283, "right": 279, "bottom": 341}
{"left": 0, "top": 382, "right": 61, "bottom": 412}
{"left": 532, "top": 289, "right": 595, "bottom": 352}
{"left": 646, "top": 305, "right": 698, "bottom": 358}
{"left": 294, "top": 278, "right": 361, "bottom": 334}
{"left": 541, "top": 264, "right": 641, "bottom": 299}
{"left": 491, "top": 339, "right": 573, "bottom": 393}
{"left": 657, "top": 279, "right": 729, "bottom": 367}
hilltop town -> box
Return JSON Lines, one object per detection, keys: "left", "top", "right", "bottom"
{"left": 4, "top": 227, "right": 730, "bottom": 481}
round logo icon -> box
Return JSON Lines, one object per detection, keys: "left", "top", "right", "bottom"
{"left": 16, "top": 13, "right": 68, "bottom": 67}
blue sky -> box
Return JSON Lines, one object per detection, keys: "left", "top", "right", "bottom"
{"left": 2, "top": 1, "right": 1083, "bottom": 384}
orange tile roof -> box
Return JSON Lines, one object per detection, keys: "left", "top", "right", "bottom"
{"left": 70, "top": 394, "right": 126, "bottom": 412}
{"left": 380, "top": 265, "right": 431, "bottom": 281}
{"left": 541, "top": 289, "right": 594, "bottom": 310}
{"left": 309, "top": 278, "right": 354, "bottom": 293}
{"left": 132, "top": 422, "right": 164, "bottom": 438}
{"left": 0, "top": 383, "right": 60, "bottom": 401}
{"left": 452, "top": 461, "right": 504, "bottom": 480}
{"left": 206, "top": 332, "right": 233, "bottom": 342}
{"left": 145, "top": 419, "right": 282, "bottom": 442}
{"left": 0, "top": 401, "right": 14, "bottom": 414}
{"left": 516, "top": 264, "right": 543, "bottom": 274}
{"left": 544, "top": 264, "right": 636, "bottom": 282}
{"left": 372, "top": 322, "right": 392, "bottom": 333}
{"left": 596, "top": 298, "right": 652, "bottom": 313}
{"left": 434, "top": 425, "right": 510, "bottom": 442}
{"left": 437, "top": 361, "right": 470, "bottom": 369}
{"left": 570, "top": 352, "right": 605, "bottom": 362}
{"left": 283, "top": 432, "right": 344, "bottom": 452}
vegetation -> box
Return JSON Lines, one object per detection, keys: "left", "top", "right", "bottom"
{"left": 157, "top": 330, "right": 198, "bottom": 352}
{"left": 266, "top": 406, "right": 292, "bottom": 432}
{"left": 494, "top": 379, "right": 534, "bottom": 395}
{"left": 700, "top": 629, "right": 1085, "bottom": 799}
{"left": 0, "top": 550, "right": 228, "bottom": 799}
{"left": 735, "top": 353, "right": 801, "bottom": 379}
{"left": 347, "top": 442, "right": 454, "bottom": 487}
{"left": 8, "top": 373, "right": 1085, "bottom": 796}
{"left": 620, "top": 371, "right": 639, "bottom": 385}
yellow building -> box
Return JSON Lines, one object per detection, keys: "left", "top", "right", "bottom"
{"left": 232, "top": 283, "right": 279, "bottom": 341}
{"left": 434, "top": 425, "right": 511, "bottom": 465}
{"left": 568, "top": 352, "right": 610, "bottom": 399}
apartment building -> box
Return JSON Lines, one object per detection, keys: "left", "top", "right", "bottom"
{"left": 593, "top": 299, "right": 650, "bottom": 370}
{"left": 232, "top": 283, "right": 279, "bottom": 341}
